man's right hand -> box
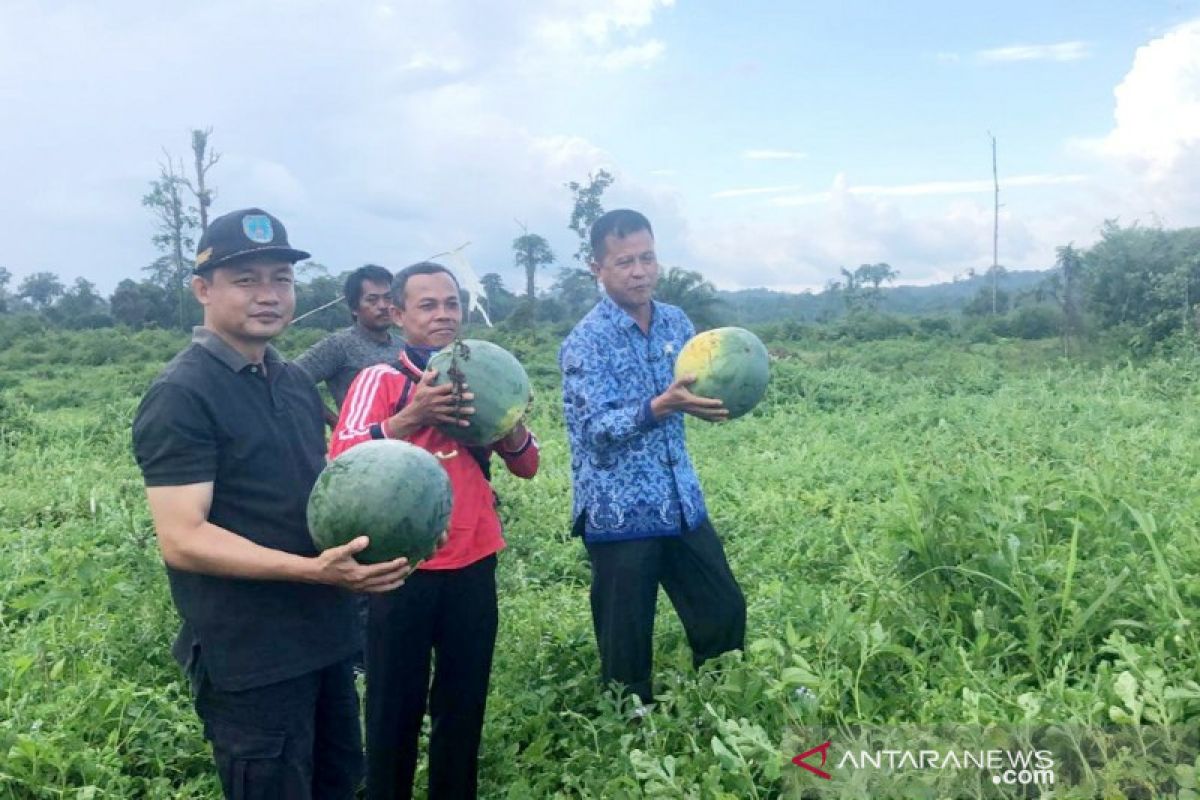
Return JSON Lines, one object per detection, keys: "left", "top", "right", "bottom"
{"left": 651, "top": 374, "right": 729, "bottom": 422}
{"left": 384, "top": 369, "right": 476, "bottom": 438}
{"left": 310, "top": 536, "right": 413, "bottom": 593}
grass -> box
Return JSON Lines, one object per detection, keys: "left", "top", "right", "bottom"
{"left": 1, "top": 329, "right": 1198, "bottom": 798}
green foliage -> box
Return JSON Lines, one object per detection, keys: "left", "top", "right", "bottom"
{"left": 721, "top": 270, "right": 1053, "bottom": 325}
{"left": 548, "top": 267, "right": 598, "bottom": 323}
{"left": 828, "top": 263, "right": 899, "bottom": 314}
{"left": 479, "top": 273, "right": 519, "bottom": 323}
{"left": 1, "top": 328, "right": 1197, "bottom": 796}
{"left": 142, "top": 157, "right": 200, "bottom": 331}
{"left": 1082, "top": 221, "right": 1200, "bottom": 348}
{"left": 1005, "top": 305, "right": 1065, "bottom": 340}
{"left": 17, "top": 271, "right": 65, "bottom": 311}
{"left": 44, "top": 278, "right": 112, "bottom": 329}
{"left": 963, "top": 287, "right": 1011, "bottom": 317}
{"left": 110, "top": 279, "right": 170, "bottom": 329}
{"left": 656, "top": 267, "right": 723, "bottom": 331}
{"left": 292, "top": 265, "right": 352, "bottom": 330}
{"left": 961, "top": 305, "right": 1066, "bottom": 343}
{"left": 832, "top": 311, "right": 916, "bottom": 341}
{"left": 0, "top": 314, "right": 48, "bottom": 351}
{"left": 565, "top": 169, "right": 614, "bottom": 265}
{"left": 0, "top": 266, "right": 12, "bottom": 312}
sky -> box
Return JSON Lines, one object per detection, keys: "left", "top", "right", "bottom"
{"left": 2, "top": 0, "right": 1200, "bottom": 296}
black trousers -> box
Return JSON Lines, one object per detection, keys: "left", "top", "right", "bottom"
{"left": 585, "top": 518, "right": 746, "bottom": 703}
{"left": 366, "top": 555, "right": 498, "bottom": 800}
{"left": 193, "top": 657, "right": 362, "bottom": 800}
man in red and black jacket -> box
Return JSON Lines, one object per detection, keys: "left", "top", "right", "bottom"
{"left": 330, "top": 261, "right": 538, "bottom": 800}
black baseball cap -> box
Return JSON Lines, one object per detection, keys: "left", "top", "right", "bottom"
{"left": 193, "top": 208, "right": 311, "bottom": 274}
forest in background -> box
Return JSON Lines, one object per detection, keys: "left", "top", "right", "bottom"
{"left": 1, "top": 130, "right": 1198, "bottom": 359}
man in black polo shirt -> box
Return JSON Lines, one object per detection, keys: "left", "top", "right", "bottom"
{"left": 132, "top": 208, "right": 412, "bottom": 799}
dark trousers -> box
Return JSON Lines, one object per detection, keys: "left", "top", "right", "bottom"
{"left": 585, "top": 518, "right": 746, "bottom": 703}
{"left": 193, "top": 658, "right": 362, "bottom": 800}
{"left": 366, "top": 555, "right": 498, "bottom": 800}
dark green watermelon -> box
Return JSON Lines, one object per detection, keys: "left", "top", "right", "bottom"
{"left": 307, "top": 439, "right": 452, "bottom": 564}
{"left": 428, "top": 339, "right": 532, "bottom": 446}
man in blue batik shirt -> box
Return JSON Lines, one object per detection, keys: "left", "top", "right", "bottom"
{"left": 560, "top": 209, "right": 747, "bottom": 706}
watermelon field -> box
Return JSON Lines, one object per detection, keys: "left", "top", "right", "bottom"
{"left": 2, "top": 323, "right": 1199, "bottom": 798}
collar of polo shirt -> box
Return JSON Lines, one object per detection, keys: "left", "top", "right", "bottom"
{"left": 191, "top": 327, "right": 284, "bottom": 373}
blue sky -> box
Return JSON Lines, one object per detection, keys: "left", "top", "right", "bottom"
{"left": 2, "top": 0, "right": 1199, "bottom": 295}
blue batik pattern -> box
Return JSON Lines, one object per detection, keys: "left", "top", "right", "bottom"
{"left": 559, "top": 297, "right": 708, "bottom": 543}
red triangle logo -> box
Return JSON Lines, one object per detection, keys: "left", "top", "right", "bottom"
{"left": 792, "top": 741, "right": 833, "bottom": 780}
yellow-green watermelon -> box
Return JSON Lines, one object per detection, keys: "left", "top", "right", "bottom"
{"left": 307, "top": 439, "right": 452, "bottom": 564}
{"left": 674, "top": 327, "right": 769, "bottom": 420}
{"left": 428, "top": 339, "right": 532, "bottom": 446}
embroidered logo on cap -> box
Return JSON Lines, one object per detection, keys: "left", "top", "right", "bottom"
{"left": 195, "top": 247, "right": 213, "bottom": 267}
{"left": 242, "top": 214, "right": 274, "bottom": 244}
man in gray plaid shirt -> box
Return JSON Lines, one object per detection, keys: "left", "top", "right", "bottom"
{"left": 295, "top": 264, "right": 402, "bottom": 426}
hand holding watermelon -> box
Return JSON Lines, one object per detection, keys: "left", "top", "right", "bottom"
{"left": 383, "top": 369, "right": 476, "bottom": 438}
{"left": 308, "top": 536, "right": 414, "bottom": 593}
{"left": 673, "top": 327, "right": 770, "bottom": 420}
{"left": 650, "top": 374, "right": 730, "bottom": 422}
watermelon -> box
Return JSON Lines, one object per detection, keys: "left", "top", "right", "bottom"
{"left": 307, "top": 439, "right": 452, "bottom": 564}
{"left": 428, "top": 339, "right": 532, "bottom": 446}
{"left": 674, "top": 327, "right": 770, "bottom": 420}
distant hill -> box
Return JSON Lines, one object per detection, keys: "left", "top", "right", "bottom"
{"left": 717, "top": 268, "right": 1053, "bottom": 324}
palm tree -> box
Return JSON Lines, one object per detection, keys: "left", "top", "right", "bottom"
{"left": 1054, "top": 244, "right": 1083, "bottom": 355}
{"left": 512, "top": 233, "right": 555, "bottom": 302}
{"left": 656, "top": 267, "right": 722, "bottom": 330}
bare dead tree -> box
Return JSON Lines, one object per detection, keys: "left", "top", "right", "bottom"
{"left": 183, "top": 128, "right": 220, "bottom": 233}
{"left": 142, "top": 152, "right": 198, "bottom": 329}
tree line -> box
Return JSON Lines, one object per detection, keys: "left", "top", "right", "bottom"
{"left": 1, "top": 128, "right": 1197, "bottom": 350}
{"left": 0, "top": 132, "right": 726, "bottom": 334}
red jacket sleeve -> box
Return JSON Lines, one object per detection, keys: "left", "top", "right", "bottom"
{"left": 328, "top": 364, "right": 404, "bottom": 459}
{"left": 493, "top": 430, "right": 539, "bottom": 479}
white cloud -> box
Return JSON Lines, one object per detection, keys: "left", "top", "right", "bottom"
{"left": 575, "top": 0, "right": 676, "bottom": 42}
{"left": 710, "top": 174, "right": 1085, "bottom": 206}
{"left": 711, "top": 184, "right": 805, "bottom": 199}
{"left": 530, "top": 0, "right": 674, "bottom": 71}
{"left": 598, "top": 39, "right": 666, "bottom": 70}
{"left": 0, "top": 0, "right": 677, "bottom": 292}
{"left": 1078, "top": 19, "right": 1200, "bottom": 179}
{"left": 977, "top": 41, "right": 1090, "bottom": 63}
{"left": 742, "top": 149, "right": 807, "bottom": 161}
{"left": 688, "top": 22, "right": 1200, "bottom": 292}
{"left": 2, "top": 2, "right": 1196, "bottom": 300}
{"left": 695, "top": 23, "right": 1200, "bottom": 291}
{"left": 683, "top": 193, "right": 1040, "bottom": 291}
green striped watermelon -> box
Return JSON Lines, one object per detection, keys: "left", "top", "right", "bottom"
{"left": 307, "top": 439, "right": 452, "bottom": 564}
{"left": 428, "top": 339, "right": 532, "bottom": 446}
